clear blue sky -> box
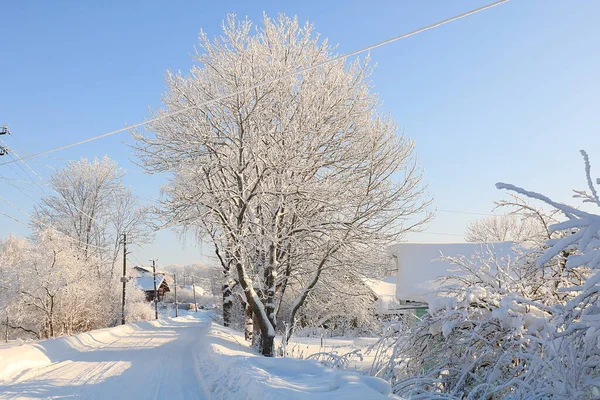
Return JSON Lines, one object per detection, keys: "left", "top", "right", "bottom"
{"left": 1, "top": 1, "right": 599, "bottom": 266}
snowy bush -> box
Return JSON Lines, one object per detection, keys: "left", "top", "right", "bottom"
{"left": 378, "top": 247, "right": 551, "bottom": 398}
{"left": 495, "top": 150, "right": 600, "bottom": 398}
{"left": 122, "top": 279, "right": 155, "bottom": 323}
{"left": 376, "top": 151, "right": 600, "bottom": 399}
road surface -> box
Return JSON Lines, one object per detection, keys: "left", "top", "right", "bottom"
{"left": 0, "top": 316, "right": 210, "bottom": 400}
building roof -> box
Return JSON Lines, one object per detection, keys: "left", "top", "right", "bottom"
{"left": 133, "top": 265, "right": 167, "bottom": 277}
{"left": 389, "top": 242, "right": 514, "bottom": 303}
{"left": 135, "top": 275, "right": 167, "bottom": 291}
{"left": 134, "top": 265, "right": 152, "bottom": 274}
{"left": 363, "top": 276, "right": 403, "bottom": 314}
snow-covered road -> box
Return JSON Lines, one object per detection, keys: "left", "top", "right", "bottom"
{"left": 0, "top": 313, "right": 397, "bottom": 400}
{"left": 0, "top": 317, "right": 210, "bottom": 399}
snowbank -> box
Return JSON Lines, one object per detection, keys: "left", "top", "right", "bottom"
{"left": 0, "top": 319, "right": 171, "bottom": 382}
{"left": 199, "top": 320, "right": 400, "bottom": 400}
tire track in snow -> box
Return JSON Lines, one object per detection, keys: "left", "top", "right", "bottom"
{"left": 0, "top": 316, "right": 212, "bottom": 400}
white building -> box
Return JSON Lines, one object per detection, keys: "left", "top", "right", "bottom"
{"left": 388, "top": 242, "right": 514, "bottom": 317}
{"left": 363, "top": 276, "right": 402, "bottom": 316}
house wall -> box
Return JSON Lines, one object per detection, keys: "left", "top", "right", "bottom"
{"left": 390, "top": 242, "right": 514, "bottom": 303}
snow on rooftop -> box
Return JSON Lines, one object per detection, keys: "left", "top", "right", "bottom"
{"left": 389, "top": 242, "right": 514, "bottom": 303}
{"left": 363, "top": 276, "right": 396, "bottom": 298}
{"left": 363, "top": 276, "right": 400, "bottom": 315}
{"left": 136, "top": 275, "right": 166, "bottom": 291}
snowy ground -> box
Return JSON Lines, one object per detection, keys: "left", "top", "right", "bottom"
{"left": 0, "top": 312, "right": 398, "bottom": 399}
{"left": 283, "top": 335, "right": 380, "bottom": 372}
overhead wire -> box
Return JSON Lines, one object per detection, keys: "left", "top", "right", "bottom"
{"left": 0, "top": 210, "right": 28, "bottom": 226}
{"left": 0, "top": 176, "right": 40, "bottom": 195}
{"left": 0, "top": 0, "right": 509, "bottom": 168}
{"left": 437, "top": 209, "right": 501, "bottom": 217}
{"left": 0, "top": 139, "right": 53, "bottom": 203}
{"left": 0, "top": 139, "right": 47, "bottom": 183}
{"left": 1, "top": 138, "right": 130, "bottom": 249}
{"left": 1, "top": 154, "right": 42, "bottom": 200}
{"left": 1, "top": 0, "right": 511, "bottom": 250}
{"left": 0, "top": 180, "right": 114, "bottom": 252}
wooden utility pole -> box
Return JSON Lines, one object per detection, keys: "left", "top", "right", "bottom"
{"left": 121, "top": 233, "right": 127, "bottom": 325}
{"left": 174, "top": 274, "right": 178, "bottom": 317}
{"left": 5, "top": 316, "right": 8, "bottom": 343}
{"left": 152, "top": 259, "right": 158, "bottom": 320}
{"left": 192, "top": 276, "right": 198, "bottom": 313}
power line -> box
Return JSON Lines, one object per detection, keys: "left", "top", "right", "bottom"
{"left": 0, "top": 192, "right": 113, "bottom": 252}
{"left": 0, "top": 176, "right": 40, "bottom": 195}
{"left": 0, "top": 0, "right": 509, "bottom": 168}
{"left": 0, "top": 194, "right": 33, "bottom": 218}
{"left": 0, "top": 210, "right": 29, "bottom": 226}
{"left": 437, "top": 209, "right": 500, "bottom": 217}
{"left": 412, "top": 231, "right": 464, "bottom": 237}
{"left": 1, "top": 154, "right": 43, "bottom": 201}
{"left": 7, "top": 134, "right": 61, "bottom": 171}
{"left": 0, "top": 142, "right": 51, "bottom": 198}
{"left": 1, "top": 140, "right": 46, "bottom": 183}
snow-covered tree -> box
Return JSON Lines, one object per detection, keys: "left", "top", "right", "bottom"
{"left": 134, "top": 14, "right": 431, "bottom": 356}
{"left": 465, "top": 195, "right": 561, "bottom": 245}
{"left": 1, "top": 157, "right": 154, "bottom": 339}
{"left": 33, "top": 156, "right": 152, "bottom": 278}
{"left": 1, "top": 229, "right": 105, "bottom": 338}
{"left": 465, "top": 214, "right": 545, "bottom": 244}
{"left": 0, "top": 228, "right": 154, "bottom": 339}
{"left": 378, "top": 246, "right": 554, "bottom": 398}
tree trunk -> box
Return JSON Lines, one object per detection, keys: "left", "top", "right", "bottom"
{"left": 284, "top": 257, "right": 328, "bottom": 343}
{"left": 222, "top": 281, "right": 233, "bottom": 327}
{"left": 244, "top": 303, "right": 253, "bottom": 341}
{"left": 265, "top": 244, "right": 277, "bottom": 331}
{"left": 251, "top": 311, "right": 261, "bottom": 348}
{"left": 214, "top": 241, "right": 234, "bottom": 327}
{"left": 260, "top": 328, "right": 274, "bottom": 357}
{"left": 234, "top": 258, "right": 275, "bottom": 357}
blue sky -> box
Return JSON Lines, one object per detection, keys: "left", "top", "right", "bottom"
{"left": 1, "top": 1, "right": 599, "bottom": 266}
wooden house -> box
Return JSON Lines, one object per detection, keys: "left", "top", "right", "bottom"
{"left": 133, "top": 266, "right": 171, "bottom": 302}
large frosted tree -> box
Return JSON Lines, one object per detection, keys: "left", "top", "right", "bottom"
{"left": 135, "top": 14, "right": 430, "bottom": 356}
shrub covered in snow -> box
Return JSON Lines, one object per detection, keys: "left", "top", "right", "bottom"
{"left": 375, "top": 151, "right": 600, "bottom": 399}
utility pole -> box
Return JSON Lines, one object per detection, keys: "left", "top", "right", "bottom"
{"left": 174, "top": 274, "right": 178, "bottom": 318}
{"left": 120, "top": 233, "right": 128, "bottom": 325}
{"left": 192, "top": 276, "right": 198, "bottom": 313}
{"left": 5, "top": 316, "right": 8, "bottom": 343}
{"left": 152, "top": 259, "right": 158, "bottom": 320}
{"left": 0, "top": 126, "right": 9, "bottom": 156}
